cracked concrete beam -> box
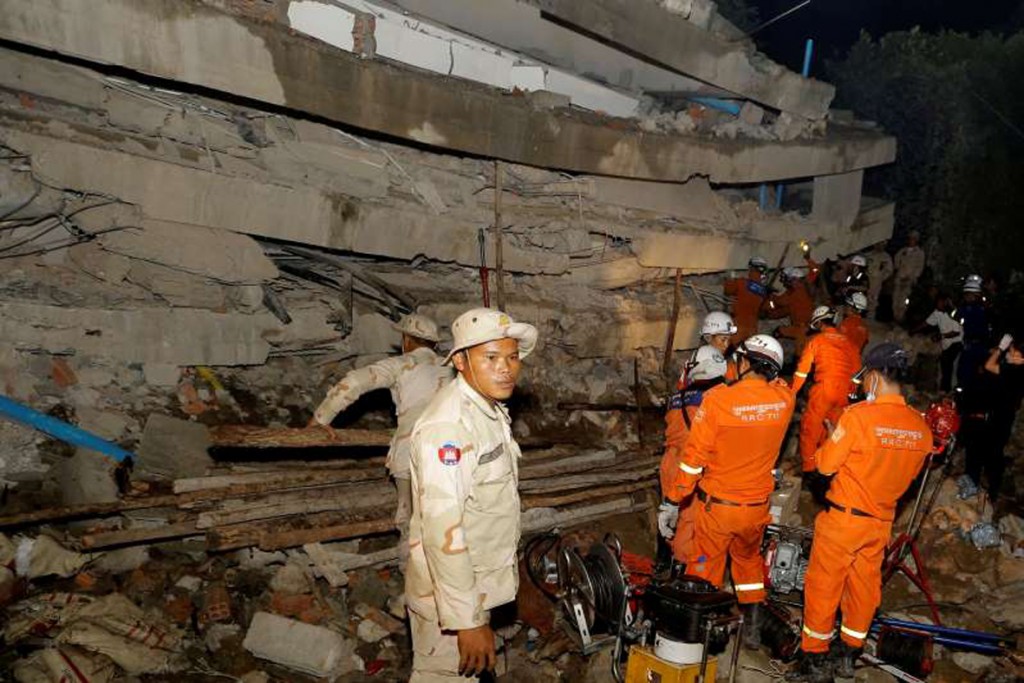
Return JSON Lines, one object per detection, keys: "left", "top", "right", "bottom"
{"left": 0, "top": 0, "right": 892, "bottom": 183}
{"left": 524, "top": 0, "right": 835, "bottom": 120}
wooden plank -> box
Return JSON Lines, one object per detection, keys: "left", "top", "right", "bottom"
{"left": 196, "top": 483, "right": 394, "bottom": 529}
{"left": 81, "top": 521, "right": 201, "bottom": 549}
{"left": 208, "top": 424, "right": 392, "bottom": 448}
{"left": 174, "top": 467, "right": 384, "bottom": 494}
{"left": 206, "top": 510, "right": 394, "bottom": 552}
{"left": 523, "top": 481, "right": 655, "bottom": 509}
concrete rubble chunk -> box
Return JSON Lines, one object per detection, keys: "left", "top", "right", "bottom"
{"left": 243, "top": 611, "right": 360, "bottom": 679}
{"left": 136, "top": 414, "right": 213, "bottom": 481}
{"left": 303, "top": 542, "right": 352, "bottom": 588}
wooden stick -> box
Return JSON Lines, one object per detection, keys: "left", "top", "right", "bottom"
{"left": 209, "top": 424, "right": 392, "bottom": 448}
{"left": 662, "top": 268, "right": 683, "bottom": 377}
{"left": 81, "top": 521, "right": 201, "bottom": 549}
{"left": 523, "top": 481, "right": 654, "bottom": 509}
{"left": 196, "top": 483, "right": 394, "bottom": 529}
{"left": 493, "top": 159, "right": 506, "bottom": 311}
{"left": 0, "top": 495, "right": 182, "bottom": 529}
{"left": 174, "top": 467, "right": 384, "bottom": 494}
{"left": 206, "top": 510, "right": 394, "bottom": 551}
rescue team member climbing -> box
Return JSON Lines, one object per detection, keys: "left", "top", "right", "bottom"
{"left": 793, "top": 306, "right": 861, "bottom": 473}
{"left": 405, "top": 308, "right": 538, "bottom": 681}
{"left": 838, "top": 292, "right": 870, "bottom": 352}
{"left": 789, "top": 343, "right": 932, "bottom": 683}
{"left": 311, "top": 313, "right": 452, "bottom": 566}
{"left": 658, "top": 343, "right": 730, "bottom": 562}
{"left": 724, "top": 257, "right": 769, "bottom": 344}
{"left": 672, "top": 335, "right": 795, "bottom": 649}
{"left": 768, "top": 267, "right": 815, "bottom": 355}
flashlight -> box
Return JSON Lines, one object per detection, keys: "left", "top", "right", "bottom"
{"left": 800, "top": 240, "right": 810, "bottom": 253}
{"left": 905, "top": 298, "right": 911, "bottom": 306}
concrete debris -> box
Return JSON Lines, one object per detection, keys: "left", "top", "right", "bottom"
{"left": 135, "top": 414, "right": 213, "bottom": 481}
{"left": 242, "top": 611, "right": 360, "bottom": 679}
{"left": 303, "top": 542, "right": 353, "bottom": 588}
{"left": 269, "top": 562, "right": 312, "bottom": 595}
{"left": 91, "top": 547, "right": 149, "bottom": 575}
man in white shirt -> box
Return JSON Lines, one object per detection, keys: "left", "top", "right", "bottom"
{"left": 920, "top": 293, "right": 963, "bottom": 391}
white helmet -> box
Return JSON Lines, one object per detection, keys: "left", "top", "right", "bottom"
{"left": 736, "top": 334, "right": 784, "bottom": 376}
{"left": 749, "top": 256, "right": 769, "bottom": 272}
{"left": 683, "top": 345, "right": 728, "bottom": 384}
{"left": 846, "top": 292, "right": 868, "bottom": 312}
{"left": 782, "top": 266, "right": 805, "bottom": 282}
{"left": 850, "top": 255, "right": 867, "bottom": 268}
{"left": 963, "top": 274, "right": 983, "bottom": 293}
{"left": 810, "top": 305, "right": 836, "bottom": 329}
{"left": 701, "top": 311, "right": 737, "bottom": 337}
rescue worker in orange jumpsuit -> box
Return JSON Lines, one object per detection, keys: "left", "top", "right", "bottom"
{"left": 658, "top": 344, "right": 730, "bottom": 562}
{"left": 769, "top": 267, "right": 816, "bottom": 355}
{"left": 672, "top": 335, "right": 796, "bottom": 649}
{"left": 789, "top": 344, "right": 932, "bottom": 682}
{"left": 724, "top": 257, "right": 769, "bottom": 345}
{"left": 793, "top": 306, "right": 861, "bottom": 474}
{"left": 838, "top": 292, "right": 870, "bottom": 352}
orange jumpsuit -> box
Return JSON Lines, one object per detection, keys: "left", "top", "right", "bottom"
{"left": 674, "top": 377, "right": 795, "bottom": 604}
{"left": 724, "top": 277, "right": 768, "bottom": 344}
{"left": 800, "top": 396, "right": 932, "bottom": 653}
{"left": 768, "top": 282, "right": 815, "bottom": 354}
{"left": 793, "top": 328, "right": 861, "bottom": 472}
{"left": 839, "top": 313, "right": 870, "bottom": 352}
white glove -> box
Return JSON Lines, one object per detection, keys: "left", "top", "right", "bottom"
{"left": 999, "top": 334, "right": 1014, "bottom": 351}
{"left": 657, "top": 502, "right": 679, "bottom": 540}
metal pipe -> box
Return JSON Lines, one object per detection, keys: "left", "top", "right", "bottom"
{"left": 0, "top": 394, "right": 134, "bottom": 463}
{"left": 802, "top": 38, "right": 815, "bottom": 77}
{"left": 775, "top": 183, "right": 785, "bottom": 210}
{"left": 689, "top": 97, "right": 742, "bottom": 116}
{"left": 759, "top": 184, "right": 769, "bottom": 210}
{"left": 873, "top": 617, "right": 1012, "bottom": 645}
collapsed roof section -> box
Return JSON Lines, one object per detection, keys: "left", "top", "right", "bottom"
{"left": 0, "top": 0, "right": 893, "bottom": 186}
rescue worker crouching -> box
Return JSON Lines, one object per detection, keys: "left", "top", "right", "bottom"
{"left": 310, "top": 313, "right": 453, "bottom": 567}
{"left": 671, "top": 335, "right": 795, "bottom": 650}
{"left": 789, "top": 343, "right": 932, "bottom": 682}
{"left": 768, "top": 267, "right": 815, "bottom": 356}
{"left": 793, "top": 306, "right": 861, "bottom": 481}
{"left": 657, "top": 344, "right": 730, "bottom": 561}
{"left": 405, "top": 308, "right": 538, "bottom": 681}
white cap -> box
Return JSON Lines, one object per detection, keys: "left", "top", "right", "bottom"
{"left": 393, "top": 313, "right": 441, "bottom": 342}
{"left": 701, "top": 311, "right": 738, "bottom": 337}
{"left": 736, "top": 334, "right": 784, "bottom": 373}
{"left": 810, "top": 305, "right": 836, "bottom": 328}
{"left": 850, "top": 255, "right": 867, "bottom": 268}
{"left": 444, "top": 308, "right": 538, "bottom": 364}
{"left": 782, "top": 266, "right": 806, "bottom": 281}
{"left": 963, "top": 274, "right": 983, "bottom": 293}
{"left": 846, "top": 292, "right": 868, "bottom": 312}
{"left": 749, "top": 256, "right": 769, "bottom": 271}
{"left": 684, "top": 345, "right": 728, "bottom": 384}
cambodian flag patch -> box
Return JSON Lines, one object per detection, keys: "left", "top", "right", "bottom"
{"left": 438, "top": 441, "right": 462, "bottom": 466}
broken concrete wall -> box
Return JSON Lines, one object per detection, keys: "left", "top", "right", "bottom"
{"left": 0, "top": 44, "right": 892, "bottom": 490}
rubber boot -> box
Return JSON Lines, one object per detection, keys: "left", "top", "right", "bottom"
{"left": 830, "top": 640, "right": 862, "bottom": 679}
{"left": 785, "top": 651, "right": 835, "bottom": 683}
{"left": 742, "top": 602, "right": 764, "bottom": 650}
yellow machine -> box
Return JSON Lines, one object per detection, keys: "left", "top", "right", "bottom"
{"left": 624, "top": 646, "right": 718, "bottom": 683}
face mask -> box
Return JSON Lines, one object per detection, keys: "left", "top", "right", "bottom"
{"left": 865, "top": 375, "right": 879, "bottom": 403}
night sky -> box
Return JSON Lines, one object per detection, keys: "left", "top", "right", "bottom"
{"left": 750, "top": 0, "right": 1024, "bottom": 72}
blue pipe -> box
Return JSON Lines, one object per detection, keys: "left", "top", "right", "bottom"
{"left": 871, "top": 626, "right": 1005, "bottom": 655}
{"left": 759, "top": 184, "right": 769, "bottom": 210}
{"left": 689, "top": 96, "right": 742, "bottom": 116}
{"left": 873, "top": 617, "right": 1012, "bottom": 645}
{"left": 802, "top": 38, "right": 814, "bottom": 77}
{"left": 0, "top": 394, "right": 134, "bottom": 463}
{"left": 775, "top": 183, "right": 785, "bottom": 210}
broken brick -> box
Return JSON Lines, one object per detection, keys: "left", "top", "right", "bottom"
{"left": 51, "top": 357, "right": 78, "bottom": 388}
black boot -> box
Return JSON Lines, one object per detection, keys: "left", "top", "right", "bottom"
{"left": 830, "top": 640, "right": 862, "bottom": 678}
{"left": 785, "top": 651, "right": 835, "bottom": 682}
{"left": 742, "top": 602, "right": 764, "bottom": 650}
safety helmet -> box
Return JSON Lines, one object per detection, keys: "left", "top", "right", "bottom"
{"left": 736, "top": 334, "right": 784, "bottom": 378}
{"left": 443, "top": 307, "right": 538, "bottom": 364}
{"left": 701, "top": 311, "right": 737, "bottom": 338}
{"left": 963, "top": 274, "right": 983, "bottom": 293}
{"left": 925, "top": 398, "right": 960, "bottom": 451}
{"left": 853, "top": 342, "right": 909, "bottom": 382}
{"left": 810, "top": 305, "right": 836, "bottom": 329}
{"left": 846, "top": 292, "right": 868, "bottom": 313}
{"left": 748, "top": 256, "right": 769, "bottom": 272}
{"left": 781, "top": 266, "right": 805, "bottom": 283}
{"left": 850, "top": 255, "right": 867, "bottom": 268}
{"left": 393, "top": 313, "right": 441, "bottom": 343}
{"left": 683, "top": 345, "right": 728, "bottom": 384}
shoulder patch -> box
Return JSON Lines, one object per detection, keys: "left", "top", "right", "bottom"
{"left": 438, "top": 441, "right": 462, "bottom": 466}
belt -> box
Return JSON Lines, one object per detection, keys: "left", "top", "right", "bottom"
{"left": 696, "top": 488, "right": 767, "bottom": 508}
{"left": 825, "top": 499, "right": 877, "bottom": 519}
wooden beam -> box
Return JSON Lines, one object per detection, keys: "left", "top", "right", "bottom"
{"left": 208, "top": 425, "right": 392, "bottom": 449}
{"left": 0, "top": 0, "right": 893, "bottom": 184}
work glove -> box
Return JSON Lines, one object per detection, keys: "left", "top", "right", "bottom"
{"left": 999, "top": 334, "right": 1014, "bottom": 351}
{"left": 657, "top": 502, "right": 679, "bottom": 540}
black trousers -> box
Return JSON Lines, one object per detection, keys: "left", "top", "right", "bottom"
{"left": 940, "top": 342, "right": 962, "bottom": 392}
{"left": 964, "top": 415, "right": 1013, "bottom": 503}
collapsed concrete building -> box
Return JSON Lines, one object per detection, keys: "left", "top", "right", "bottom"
{"left": 0, "top": 0, "right": 895, "bottom": 472}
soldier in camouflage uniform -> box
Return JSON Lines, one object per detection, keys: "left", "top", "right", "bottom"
{"left": 312, "top": 313, "right": 453, "bottom": 561}
{"left": 406, "top": 307, "right": 538, "bottom": 681}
